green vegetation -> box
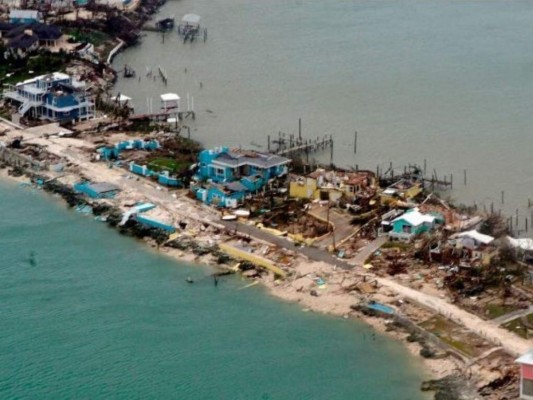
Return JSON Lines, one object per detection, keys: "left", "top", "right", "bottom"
{"left": 420, "top": 315, "right": 482, "bottom": 357}
{"left": 147, "top": 157, "right": 189, "bottom": 173}
{"left": 501, "top": 314, "right": 533, "bottom": 339}
{"left": 381, "top": 241, "right": 410, "bottom": 251}
{"left": 1, "top": 51, "right": 72, "bottom": 85}
{"left": 65, "top": 28, "right": 110, "bottom": 47}
{"left": 486, "top": 303, "right": 520, "bottom": 319}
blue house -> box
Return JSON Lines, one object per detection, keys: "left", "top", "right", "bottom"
{"left": 3, "top": 72, "right": 95, "bottom": 121}
{"left": 195, "top": 182, "right": 247, "bottom": 208}
{"left": 197, "top": 147, "right": 290, "bottom": 184}
{"left": 9, "top": 10, "right": 43, "bottom": 25}
{"left": 388, "top": 208, "right": 436, "bottom": 241}
{"left": 74, "top": 181, "right": 120, "bottom": 199}
{"left": 193, "top": 147, "right": 290, "bottom": 207}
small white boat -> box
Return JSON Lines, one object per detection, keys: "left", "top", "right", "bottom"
{"left": 233, "top": 209, "right": 250, "bottom": 218}
{"left": 222, "top": 214, "right": 237, "bottom": 221}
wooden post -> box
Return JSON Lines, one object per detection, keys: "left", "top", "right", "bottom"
{"left": 330, "top": 136, "right": 334, "bottom": 166}
{"left": 501, "top": 190, "right": 505, "bottom": 204}
{"left": 464, "top": 169, "right": 467, "bottom": 185}
{"left": 299, "top": 118, "right": 302, "bottom": 140}
{"left": 516, "top": 209, "right": 519, "bottom": 227}
{"left": 450, "top": 173, "right": 453, "bottom": 189}
{"left": 424, "top": 159, "right": 427, "bottom": 176}
{"left": 354, "top": 131, "right": 357, "bottom": 154}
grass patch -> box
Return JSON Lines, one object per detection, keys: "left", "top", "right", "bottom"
{"left": 0, "top": 51, "right": 72, "bottom": 85}
{"left": 147, "top": 157, "right": 189, "bottom": 173}
{"left": 501, "top": 314, "right": 533, "bottom": 339}
{"left": 64, "top": 28, "right": 110, "bottom": 47}
{"left": 381, "top": 241, "right": 410, "bottom": 251}
{"left": 486, "top": 304, "right": 520, "bottom": 319}
{"left": 419, "top": 315, "right": 483, "bottom": 357}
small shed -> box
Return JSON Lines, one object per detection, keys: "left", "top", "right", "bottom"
{"left": 160, "top": 93, "right": 180, "bottom": 112}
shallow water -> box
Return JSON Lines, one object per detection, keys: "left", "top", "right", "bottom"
{"left": 0, "top": 180, "right": 429, "bottom": 399}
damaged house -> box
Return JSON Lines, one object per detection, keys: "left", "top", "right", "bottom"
{"left": 289, "top": 168, "right": 376, "bottom": 203}
{"left": 192, "top": 147, "right": 290, "bottom": 208}
{"left": 447, "top": 230, "right": 496, "bottom": 266}
{"left": 388, "top": 208, "right": 437, "bottom": 241}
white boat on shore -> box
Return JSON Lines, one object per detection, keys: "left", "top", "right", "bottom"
{"left": 233, "top": 209, "right": 250, "bottom": 218}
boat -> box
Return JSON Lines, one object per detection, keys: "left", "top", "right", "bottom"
{"left": 177, "top": 13, "right": 207, "bottom": 43}
{"left": 233, "top": 209, "right": 250, "bottom": 218}
{"left": 222, "top": 214, "right": 237, "bottom": 221}
{"left": 156, "top": 17, "right": 175, "bottom": 31}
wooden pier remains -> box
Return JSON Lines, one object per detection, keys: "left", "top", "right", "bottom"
{"left": 377, "top": 162, "right": 453, "bottom": 192}
{"left": 268, "top": 131, "right": 334, "bottom": 163}
{"left": 158, "top": 66, "right": 168, "bottom": 86}
{"left": 130, "top": 110, "right": 195, "bottom": 122}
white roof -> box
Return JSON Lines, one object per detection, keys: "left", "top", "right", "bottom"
{"left": 182, "top": 13, "right": 201, "bottom": 24}
{"left": 457, "top": 230, "right": 494, "bottom": 245}
{"left": 10, "top": 9, "right": 40, "bottom": 19}
{"left": 160, "top": 93, "right": 180, "bottom": 101}
{"left": 517, "top": 351, "right": 533, "bottom": 365}
{"left": 507, "top": 236, "right": 533, "bottom": 251}
{"left": 393, "top": 209, "right": 435, "bottom": 227}
{"left": 18, "top": 72, "right": 70, "bottom": 86}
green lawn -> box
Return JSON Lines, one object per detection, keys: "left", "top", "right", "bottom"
{"left": 64, "top": 28, "right": 110, "bottom": 47}
{"left": 486, "top": 303, "right": 520, "bottom": 320}
{"left": 147, "top": 157, "right": 189, "bottom": 173}
{"left": 381, "top": 241, "right": 411, "bottom": 251}
{"left": 501, "top": 314, "right": 533, "bottom": 339}
{"left": 1, "top": 52, "right": 71, "bottom": 85}
{"left": 419, "top": 315, "right": 483, "bottom": 357}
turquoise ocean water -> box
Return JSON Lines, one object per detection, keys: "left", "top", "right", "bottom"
{"left": 0, "top": 181, "right": 429, "bottom": 399}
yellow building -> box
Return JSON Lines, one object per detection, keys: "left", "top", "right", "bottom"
{"left": 289, "top": 169, "right": 376, "bottom": 202}
{"left": 380, "top": 179, "right": 423, "bottom": 204}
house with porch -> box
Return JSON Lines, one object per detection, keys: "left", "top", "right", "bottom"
{"left": 389, "top": 208, "right": 437, "bottom": 241}
{"left": 3, "top": 72, "right": 95, "bottom": 121}
{"left": 192, "top": 147, "right": 290, "bottom": 207}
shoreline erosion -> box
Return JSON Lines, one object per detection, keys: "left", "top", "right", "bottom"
{"left": 0, "top": 164, "right": 485, "bottom": 399}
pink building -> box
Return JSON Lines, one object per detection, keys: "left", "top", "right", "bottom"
{"left": 517, "top": 351, "right": 533, "bottom": 399}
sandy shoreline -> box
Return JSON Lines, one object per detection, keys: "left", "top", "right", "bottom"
{"left": 0, "top": 126, "right": 519, "bottom": 398}
{"left": 0, "top": 167, "right": 459, "bottom": 381}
